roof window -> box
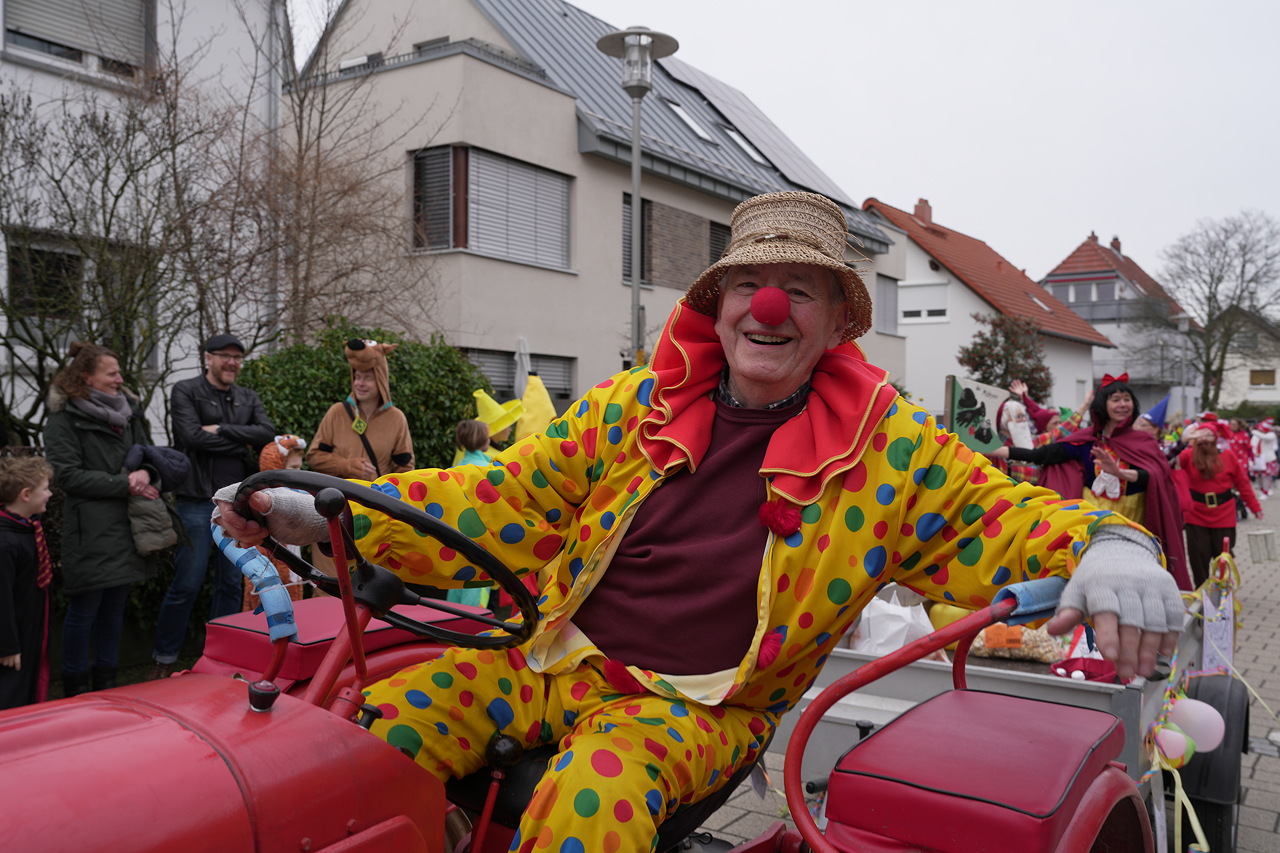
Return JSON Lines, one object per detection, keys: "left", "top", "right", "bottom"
{"left": 721, "top": 125, "right": 768, "bottom": 164}
{"left": 664, "top": 99, "right": 714, "bottom": 142}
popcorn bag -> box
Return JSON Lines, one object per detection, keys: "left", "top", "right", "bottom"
{"left": 970, "top": 623, "right": 1069, "bottom": 663}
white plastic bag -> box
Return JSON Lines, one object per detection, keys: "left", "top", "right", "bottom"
{"left": 850, "top": 587, "right": 935, "bottom": 655}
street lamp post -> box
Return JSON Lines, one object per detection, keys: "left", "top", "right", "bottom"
{"left": 596, "top": 26, "right": 678, "bottom": 368}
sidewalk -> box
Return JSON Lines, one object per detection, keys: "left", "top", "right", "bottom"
{"left": 700, "top": 511, "right": 1280, "bottom": 850}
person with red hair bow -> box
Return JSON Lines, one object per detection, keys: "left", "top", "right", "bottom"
{"left": 990, "top": 372, "right": 1190, "bottom": 589}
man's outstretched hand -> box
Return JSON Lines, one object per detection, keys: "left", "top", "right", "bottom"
{"left": 1046, "top": 524, "right": 1184, "bottom": 681}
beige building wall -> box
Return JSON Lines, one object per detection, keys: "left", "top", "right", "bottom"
{"left": 309, "top": 0, "right": 894, "bottom": 402}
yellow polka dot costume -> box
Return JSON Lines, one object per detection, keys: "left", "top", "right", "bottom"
{"left": 358, "top": 303, "right": 1160, "bottom": 851}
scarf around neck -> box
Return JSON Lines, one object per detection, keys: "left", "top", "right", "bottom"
{"left": 70, "top": 388, "right": 131, "bottom": 430}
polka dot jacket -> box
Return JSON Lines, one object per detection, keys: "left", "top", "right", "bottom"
{"left": 348, "top": 304, "right": 1156, "bottom": 717}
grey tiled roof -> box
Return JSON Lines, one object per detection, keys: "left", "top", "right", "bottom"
{"left": 472, "top": 0, "right": 889, "bottom": 252}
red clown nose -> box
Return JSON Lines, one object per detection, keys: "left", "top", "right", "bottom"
{"left": 750, "top": 287, "right": 791, "bottom": 326}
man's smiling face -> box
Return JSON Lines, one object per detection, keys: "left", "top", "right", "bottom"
{"left": 714, "top": 263, "right": 847, "bottom": 408}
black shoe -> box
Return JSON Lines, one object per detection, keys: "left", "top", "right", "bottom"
{"left": 91, "top": 666, "right": 117, "bottom": 691}
{"left": 149, "top": 661, "right": 174, "bottom": 681}
{"left": 61, "top": 670, "right": 92, "bottom": 697}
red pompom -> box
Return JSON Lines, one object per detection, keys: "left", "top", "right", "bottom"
{"left": 602, "top": 659, "right": 646, "bottom": 694}
{"left": 758, "top": 500, "right": 802, "bottom": 537}
{"left": 750, "top": 287, "right": 791, "bottom": 326}
{"left": 756, "top": 630, "right": 782, "bottom": 669}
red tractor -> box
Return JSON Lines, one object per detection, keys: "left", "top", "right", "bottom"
{"left": 0, "top": 471, "right": 1159, "bottom": 852}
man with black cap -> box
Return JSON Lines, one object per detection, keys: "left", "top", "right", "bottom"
{"left": 150, "top": 333, "right": 275, "bottom": 679}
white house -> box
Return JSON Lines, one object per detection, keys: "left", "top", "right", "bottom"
{"left": 1, "top": 0, "right": 284, "bottom": 438}
{"left": 294, "top": 0, "right": 902, "bottom": 409}
{"left": 1041, "top": 233, "right": 1198, "bottom": 424}
{"left": 863, "top": 197, "right": 1111, "bottom": 416}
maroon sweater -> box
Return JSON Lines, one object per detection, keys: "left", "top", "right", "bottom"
{"left": 571, "top": 399, "right": 800, "bottom": 674}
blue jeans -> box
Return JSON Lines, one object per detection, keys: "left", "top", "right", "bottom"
{"left": 61, "top": 584, "right": 132, "bottom": 675}
{"left": 151, "top": 499, "right": 243, "bottom": 664}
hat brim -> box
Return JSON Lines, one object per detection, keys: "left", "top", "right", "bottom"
{"left": 684, "top": 240, "right": 873, "bottom": 342}
{"left": 486, "top": 401, "right": 525, "bottom": 434}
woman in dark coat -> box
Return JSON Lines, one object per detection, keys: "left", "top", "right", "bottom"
{"left": 43, "top": 343, "right": 160, "bottom": 696}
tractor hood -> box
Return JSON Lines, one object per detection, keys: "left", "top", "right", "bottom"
{"left": 0, "top": 673, "right": 443, "bottom": 852}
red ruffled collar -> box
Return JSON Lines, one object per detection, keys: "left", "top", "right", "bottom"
{"left": 639, "top": 301, "right": 898, "bottom": 504}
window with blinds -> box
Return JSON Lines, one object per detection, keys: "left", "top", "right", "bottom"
{"left": 5, "top": 0, "right": 147, "bottom": 65}
{"left": 412, "top": 145, "right": 570, "bottom": 268}
{"left": 875, "top": 274, "right": 898, "bottom": 335}
{"left": 709, "top": 222, "right": 731, "bottom": 265}
{"left": 461, "top": 348, "right": 575, "bottom": 413}
{"left": 621, "top": 193, "right": 649, "bottom": 281}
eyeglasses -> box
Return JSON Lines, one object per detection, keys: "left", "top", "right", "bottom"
{"left": 210, "top": 352, "right": 244, "bottom": 363}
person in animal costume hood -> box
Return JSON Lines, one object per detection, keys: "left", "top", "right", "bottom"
{"left": 217, "top": 192, "right": 1184, "bottom": 852}
{"left": 306, "top": 339, "right": 414, "bottom": 480}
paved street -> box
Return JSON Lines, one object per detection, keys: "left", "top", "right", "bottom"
{"left": 699, "top": 509, "right": 1280, "bottom": 851}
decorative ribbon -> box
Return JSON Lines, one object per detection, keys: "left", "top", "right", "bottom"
{"left": 1140, "top": 651, "right": 1210, "bottom": 853}
{"left": 1100, "top": 371, "right": 1129, "bottom": 387}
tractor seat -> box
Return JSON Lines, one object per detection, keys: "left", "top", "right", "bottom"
{"left": 823, "top": 689, "right": 1126, "bottom": 852}
{"left": 446, "top": 730, "right": 773, "bottom": 851}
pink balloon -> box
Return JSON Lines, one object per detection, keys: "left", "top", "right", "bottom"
{"left": 1155, "top": 724, "right": 1195, "bottom": 768}
{"left": 1169, "top": 698, "right": 1225, "bottom": 752}
{"left": 750, "top": 287, "right": 790, "bottom": 326}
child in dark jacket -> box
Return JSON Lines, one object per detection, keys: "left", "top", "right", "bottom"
{"left": 0, "top": 457, "right": 54, "bottom": 708}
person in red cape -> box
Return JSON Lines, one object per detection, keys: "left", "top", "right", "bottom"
{"left": 991, "top": 372, "right": 1191, "bottom": 590}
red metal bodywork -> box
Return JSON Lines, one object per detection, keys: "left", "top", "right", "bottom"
{"left": 0, "top": 673, "right": 444, "bottom": 852}
{"left": 0, "top": 580, "right": 1155, "bottom": 852}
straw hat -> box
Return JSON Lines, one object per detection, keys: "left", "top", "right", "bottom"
{"left": 684, "top": 191, "right": 872, "bottom": 342}
{"left": 473, "top": 389, "right": 525, "bottom": 434}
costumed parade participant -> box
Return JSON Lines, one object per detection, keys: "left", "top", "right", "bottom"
{"left": 307, "top": 339, "right": 415, "bottom": 480}
{"left": 1178, "top": 424, "right": 1261, "bottom": 587}
{"left": 990, "top": 395, "right": 1038, "bottom": 483}
{"left": 1251, "top": 417, "right": 1276, "bottom": 496}
{"left": 990, "top": 372, "right": 1190, "bottom": 590}
{"left": 216, "top": 192, "right": 1184, "bottom": 852}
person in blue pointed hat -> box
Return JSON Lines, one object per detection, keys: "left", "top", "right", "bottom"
{"left": 1135, "top": 394, "right": 1170, "bottom": 436}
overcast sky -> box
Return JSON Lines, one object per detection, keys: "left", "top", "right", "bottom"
{"left": 561, "top": 0, "right": 1280, "bottom": 282}
{"left": 295, "top": 0, "right": 1279, "bottom": 283}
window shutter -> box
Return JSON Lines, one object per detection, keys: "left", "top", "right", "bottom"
{"left": 469, "top": 150, "right": 569, "bottom": 268}
{"left": 529, "top": 354, "right": 573, "bottom": 396}
{"left": 7, "top": 0, "right": 146, "bottom": 63}
{"left": 413, "top": 147, "right": 453, "bottom": 250}
{"left": 464, "top": 348, "right": 518, "bottom": 399}
{"left": 709, "top": 222, "right": 731, "bottom": 265}
{"left": 875, "top": 275, "right": 898, "bottom": 335}
{"left": 464, "top": 348, "right": 575, "bottom": 412}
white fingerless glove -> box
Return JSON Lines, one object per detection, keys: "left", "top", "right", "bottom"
{"left": 1059, "top": 524, "right": 1184, "bottom": 633}
{"left": 213, "top": 483, "right": 331, "bottom": 545}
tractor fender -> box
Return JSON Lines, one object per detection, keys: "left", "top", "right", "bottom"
{"left": 1178, "top": 673, "right": 1250, "bottom": 804}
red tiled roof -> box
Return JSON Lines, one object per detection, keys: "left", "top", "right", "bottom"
{"left": 1045, "top": 234, "right": 1190, "bottom": 320}
{"left": 863, "top": 198, "right": 1114, "bottom": 348}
